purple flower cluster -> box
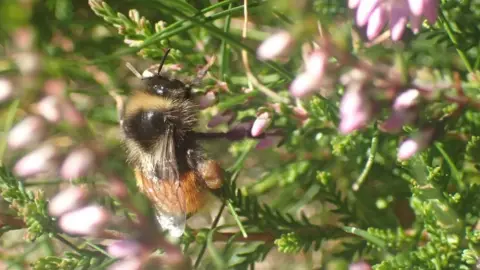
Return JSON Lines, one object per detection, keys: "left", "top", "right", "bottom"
{"left": 349, "top": 0, "right": 438, "bottom": 41}
{"left": 7, "top": 80, "right": 97, "bottom": 179}
{"left": 254, "top": 0, "right": 442, "bottom": 160}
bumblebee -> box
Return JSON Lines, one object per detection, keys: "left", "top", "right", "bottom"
{"left": 121, "top": 49, "right": 223, "bottom": 237}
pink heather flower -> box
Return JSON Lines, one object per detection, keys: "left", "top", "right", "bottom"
{"left": 293, "top": 106, "right": 309, "bottom": 121}
{"left": 8, "top": 116, "right": 47, "bottom": 149}
{"left": 257, "top": 31, "right": 294, "bottom": 60}
{"left": 0, "top": 78, "right": 13, "bottom": 102}
{"left": 251, "top": 112, "right": 272, "bottom": 137}
{"left": 59, "top": 205, "right": 110, "bottom": 236}
{"left": 290, "top": 72, "right": 322, "bottom": 97}
{"left": 340, "top": 68, "right": 368, "bottom": 86}
{"left": 14, "top": 144, "right": 58, "bottom": 177}
{"left": 197, "top": 91, "right": 217, "bottom": 109}
{"left": 61, "top": 100, "right": 86, "bottom": 127}
{"left": 397, "top": 127, "right": 435, "bottom": 160}
{"left": 349, "top": 0, "right": 439, "bottom": 41}
{"left": 380, "top": 89, "right": 420, "bottom": 133}
{"left": 43, "top": 79, "right": 66, "bottom": 96}
{"left": 367, "top": 6, "right": 387, "bottom": 40}
{"left": 305, "top": 50, "right": 328, "bottom": 78}
{"left": 108, "top": 240, "right": 145, "bottom": 258}
{"left": 255, "top": 135, "right": 282, "bottom": 150}
{"left": 393, "top": 89, "right": 420, "bottom": 110}
{"left": 290, "top": 49, "right": 328, "bottom": 97}
{"left": 339, "top": 88, "right": 372, "bottom": 134}
{"left": 349, "top": 261, "right": 372, "bottom": 270}
{"left": 48, "top": 187, "right": 89, "bottom": 217}
{"left": 379, "top": 109, "right": 416, "bottom": 134}
{"left": 60, "top": 147, "right": 96, "bottom": 180}
{"left": 290, "top": 50, "right": 328, "bottom": 97}
{"left": 37, "top": 95, "right": 62, "bottom": 123}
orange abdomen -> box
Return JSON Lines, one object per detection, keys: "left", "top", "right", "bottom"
{"left": 135, "top": 169, "right": 207, "bottom": 215}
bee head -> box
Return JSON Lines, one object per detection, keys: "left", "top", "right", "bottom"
{"left": 144, "top": 75, "right": 191, "bottom": 100}
{"left": 136, "top": 49, "right": 191, "bottom": 100}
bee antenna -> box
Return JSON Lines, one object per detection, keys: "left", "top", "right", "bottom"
{"left": 125, "top": 62, "right": 143, "bottom": 79}
{"left": 158, "top": 48, "right": 171, "bottom": 75}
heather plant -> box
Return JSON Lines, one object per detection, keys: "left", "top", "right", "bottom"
{"left": 1, "top": 0, "right": 480, "bottom": 269}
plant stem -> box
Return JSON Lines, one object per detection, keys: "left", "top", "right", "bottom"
{"left": 193, "top": 202, "right": 226, "bottom": 269}
{"left": 353, "top": 129, "right": 379, "bottom": 191}
{"left": 55, "top": 235, "right": 83, "bottom": 254}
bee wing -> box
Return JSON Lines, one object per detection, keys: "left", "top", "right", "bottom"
{"left": 156, "top": 125, "right": 180, "bottom": 182}
{"left": 139, "top": 125, "right": 186, "bottom": 237}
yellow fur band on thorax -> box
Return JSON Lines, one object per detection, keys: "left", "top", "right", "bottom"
{"left": 124, "top": 91, "right": 173, "bottom": 117}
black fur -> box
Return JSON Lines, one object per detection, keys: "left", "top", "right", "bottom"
{"left": 122, "top": 110, "right": 168, "bottom": 151}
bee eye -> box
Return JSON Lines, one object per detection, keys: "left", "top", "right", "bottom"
{"left": 154, "top": 85, "right": 165, "bottom": 96}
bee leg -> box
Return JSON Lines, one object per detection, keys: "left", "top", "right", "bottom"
{"left": 186, "top": 149, "right": 223, "bottom": 189}
{"left": 197, "top": 160, "right": 223, "bottom": 190}
{"left": 194, "top": 129, "right": 283, "bottom": 141}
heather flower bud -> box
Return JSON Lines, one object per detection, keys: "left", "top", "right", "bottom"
{"left": 8, "top": 116, "right": 46, "bottom": 149}
{"left": 60, "top": 147, "right": 96, "bottom": 180}
{"left": 339, "top": 89, "right": 372, "bottom": 134}
{"left": 390, "top": 3, "right": 409, "bottom": 41}
{"left": 348, "top": 0, "right": 361, "bottom": 9}
{"left": 350, "top": 0, "right": 439, "bottom": 41}
{"left": 397, "top": 128, "right": 435, "bottom": 160}
{"left": 393, "top": 89, "right": 420, "bottom": 110}
{"left": 207, "top": 111, "right": 235, "bottom": 128}
{"left": 251, "top": 112, "right": 272, "bottom": 137}
{"left": 0, "top": 78, "right": 13, "bottom": 102}
{"left": 43, "top": 79, "right": 66, "bottom": 96}
{"left": 408, "top": 0, "right": 424, "bottom": 16}
{"left": 290, "top": 50, "right": 328, "bottom": 97}
{"left": 293, "top": 106, "right": 309, "bottom": 121}
{"left": 340, "top": 69, "right": 368, "bottom": 86}
{"left": 289, "top": 72, "right": 322, "bottom": 98}
{"left": 61, "top": 100, "right": 86, "bottom": 127}
{"left": 257, "top": 31, "right": 294, "bottom": 60}
{"left": 49, "top": 187, "right": 89, "bottom": 217}
{"left": 37, "top": 95, "right": 62, "bottom": 123}
{"left": 349, "top": 261, "right": 372, "bottom": 270}
{"left": 256, "top": 135, "right": 282, "bottom": 150}
{"left": 423, "top": 0, "right": 438, "bottom": 24}
{"left": 59, "top": 205, "right": 110, "bottom": 236}
{"left": 14, "top": 144, "right": 58, "bottom": 177}
{"left": 356, "top": 0, "right": 381, "bottom": 27}
{"left": 367, "top": 7, "right": 387, "bottom": 40}
{"left": 379, "top": 110, "right": 416, "bottom": 134}
{"left": 108, "top": 240, "right": 144, "bottom": 258}
{"left": 305, "top": 50, "right": 327, "bottom": 78}
{"left": 197, "top": 91, "right": 217, "bottom": 109}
